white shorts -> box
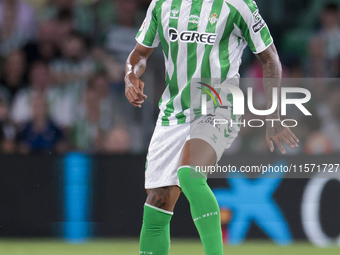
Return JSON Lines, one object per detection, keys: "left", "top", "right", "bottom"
{"left": 145, "top": 107, "right": 240, "bottom": 189}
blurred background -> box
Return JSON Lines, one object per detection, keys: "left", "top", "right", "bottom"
{"left": 0, "top": 0, "right": 340, "bottom": 254}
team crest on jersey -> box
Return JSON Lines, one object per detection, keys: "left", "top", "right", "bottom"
{"left": 189, "top": 14, "right": 200, "bottom": 24}
{"left": 208, "top": 13, "right": 219, "bottom": 25}
{"left": 171, "top": 10, "right": 179, "bottom": 19}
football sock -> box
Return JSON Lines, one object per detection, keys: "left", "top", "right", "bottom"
{"left": 178, "top": 166, "right": 223, "bottom": 255}
{"left": 139, "top": 203, "right": 173, "bottom": 255}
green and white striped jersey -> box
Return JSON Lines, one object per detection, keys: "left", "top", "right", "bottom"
{"left": 136, "top": 0, "right": 273, "bottom": 126}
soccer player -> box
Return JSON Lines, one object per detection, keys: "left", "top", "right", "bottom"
{"left": 125, "top": 0, "right": 299, "bottom": 254}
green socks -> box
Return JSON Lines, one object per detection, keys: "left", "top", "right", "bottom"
{"left": 178, "top": 166, "right": 223, "bottom": 255}
{"left": 139, "top": 204, "right": 173, "bottom": 255}
{"left": 139, "top": 166, "right": 223, "bottom": 255}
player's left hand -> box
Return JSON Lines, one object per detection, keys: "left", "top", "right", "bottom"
{"left": 266, "top": 122, "right": 299, "bottom": 154}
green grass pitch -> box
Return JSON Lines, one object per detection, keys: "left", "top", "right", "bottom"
{"left": 0, "top": 239, "right": 339, "bottom": 255}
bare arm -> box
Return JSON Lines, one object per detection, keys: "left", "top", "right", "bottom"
{"left": 125, "top": 43, "right": 155, "bottom": 108}
{"left": 256, "top": 44, "right": 299, "bottom": 154}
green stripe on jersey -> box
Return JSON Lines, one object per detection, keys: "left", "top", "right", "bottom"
{"left": 142, "top": 6, "right": 158, "bottom": 46}
{"left": 227, "top": 3, "right": 256, "bottom": 52}
{"left": 219, "top": 4, "right": 235, "bottom": 78}
{"left": 242, "top": 0, "right": 273, "bottom": 48}
{"left": 175, "top": 0, "right": 204, "bottom": 124}
{"left": 161, "top": 0, "right": 183, "bottom": 126}
{"left": 260, "top": 26, "right": 272, "bottom": 46}
{"left": 156, "top": 0, "right": 169, "bottom": 59}
{"left": 201, "top": 0, "right": 224, "bottom": 79}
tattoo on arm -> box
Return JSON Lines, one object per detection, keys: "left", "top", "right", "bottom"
{"left": 138, "top": 62, "right": 145, "bottom": 74}
{"left": 256, "top": 44, "right": 285, "bottom": 136}
{"left": 256, "top": 44, "right": 282, "bottom": 120}
{"left": 266, "top": 120, "right": 285, "bottom": 136}
{"left": 126, "top": 52, "right": 147, "bottom": 78}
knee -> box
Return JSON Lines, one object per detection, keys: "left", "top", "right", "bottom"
{"left": 178, "top": 166, "right": 208, "bottom": 194}
{"left": 177, "top": 166, "right": 190, "bottom": 185}
{"left": 141, "top": 204, "right": 172, "bottom": 236}
{"left": 143, "top": 189, "right": 175, "bottom": 228}
{"left": 178, "top": 166, "right": 207, "bottom": 184}
{"left": 146, "top": 186, "right": 180, "bottom": 212}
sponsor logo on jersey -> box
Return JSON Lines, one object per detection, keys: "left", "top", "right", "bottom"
{"left": 171, "top": 9, "right": 179, "bottom": 19}
{"left": 169, "top": 28, "right": 179, "bottom": 41}
{"left": 252, "top": 19, "right": 265, "bottom": 33}
{"left": 189, "top": 14, "right": 200, "bottom": 24}
{"left": 208, "top": 13, "right": 219, "bottom": 25}
{"left": 168, "top": 28, "right": 217, "bottom": 45}
{"left": 252, "top": 9, "right": 265, "bottom": 33}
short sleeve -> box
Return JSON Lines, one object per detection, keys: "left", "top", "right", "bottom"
{"left": 228, "top": 0, "right": 273, "bottom": 54}
{"left": 136, "top": 0, "right": 160, "bottom": 48}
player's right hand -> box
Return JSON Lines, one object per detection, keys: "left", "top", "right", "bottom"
{"left": 124, "top": 72, "right": 147, "bottom": 108}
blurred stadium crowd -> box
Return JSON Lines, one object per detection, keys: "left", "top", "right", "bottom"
{"left": 0, "top": 0, "right": 339, "bottom": 155}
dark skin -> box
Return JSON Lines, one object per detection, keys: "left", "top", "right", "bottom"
{"left": 257, "top": 44, "right": 299, "bottom": 154}
{"left": 125, "top": 43, "right": 299, "bottom": 212}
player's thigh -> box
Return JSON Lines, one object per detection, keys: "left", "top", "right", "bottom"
{"left": 178, "top": 139, "right": 217, "bottom": 168}
{"left": 145, "top": 123, "right": 190, "bottom": 190}
{"left": 179, "top": 109, "right": 240, "bottom": 168}
{"left": 146, "top": 186, "right": 181, "bottom": 212}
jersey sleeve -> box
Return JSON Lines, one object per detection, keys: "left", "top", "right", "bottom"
{"left": 228, "top": 0, "right": 273, "bottom": 54}
{"left": 135, "top": 0, "right": 160, "bottom": 48}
